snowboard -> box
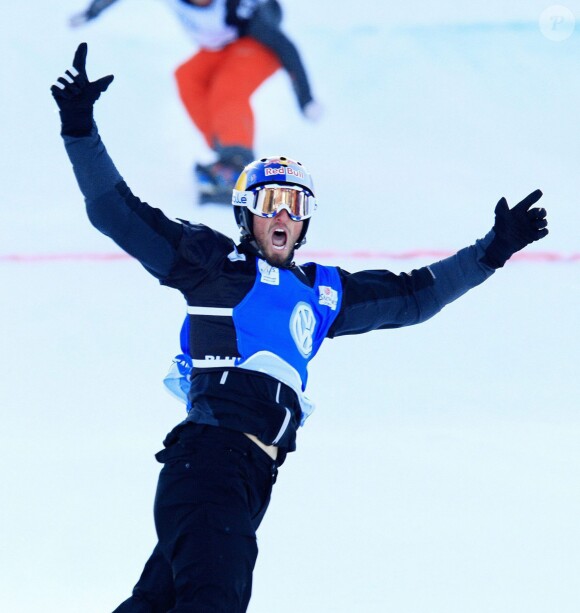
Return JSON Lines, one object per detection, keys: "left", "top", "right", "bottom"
{"left": 195, "top": 162, "right": 235, "bottom": 206}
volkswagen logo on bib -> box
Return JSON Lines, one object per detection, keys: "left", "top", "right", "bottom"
{"left": 290, "top": 301, "right": 316, "bottom": 357}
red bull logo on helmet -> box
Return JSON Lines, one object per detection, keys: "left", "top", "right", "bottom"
{"left": 241, "top": 157, "right": 315, "bottom": 196}
{"left": 264, "top": 166, "right": 305, "bottom": 179}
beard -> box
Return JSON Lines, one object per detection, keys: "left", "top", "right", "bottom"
{"left": 254, "top": 237, "right": 296, "bottom": 269}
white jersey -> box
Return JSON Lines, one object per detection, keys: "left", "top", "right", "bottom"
{"left": 164, "top": 0, "right": 264, "bottom": 50}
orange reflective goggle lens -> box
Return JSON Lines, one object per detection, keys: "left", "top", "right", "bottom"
{"left": 233, "top": 184, "right": 316, "bottom": 221}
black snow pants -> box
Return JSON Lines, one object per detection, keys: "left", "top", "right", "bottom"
{"left": 112, "top": 423, "right": 279, "bottom": 613}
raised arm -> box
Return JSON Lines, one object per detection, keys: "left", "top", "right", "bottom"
{"left": 245, "top": 1, "right": 321, "bottom": 120}
{"left": 69, "top": 0, "right": 122, "bottom": 27}
{"left": 51, "top": 43, "right": 183, "bottom": 280}
{"left": 330, "top": 192, "right": 548, "bottom": 336}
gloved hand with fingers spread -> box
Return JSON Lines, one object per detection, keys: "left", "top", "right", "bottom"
{"left": 482, "top": 189, "right": 549, "bottom": 268}
{"left": 51, "top": 42, "right": 114, "bottom": 137}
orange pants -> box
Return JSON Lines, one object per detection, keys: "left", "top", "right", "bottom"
{"left": 175, "top": 37, "right": 281, "bottom": 151}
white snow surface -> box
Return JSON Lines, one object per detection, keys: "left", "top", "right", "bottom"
{"left": 1, "top": 1, "right": 579, "bottom": 612}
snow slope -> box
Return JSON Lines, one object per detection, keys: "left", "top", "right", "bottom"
{"left": 1, "top": 1, "right": 579, "bottom": 611}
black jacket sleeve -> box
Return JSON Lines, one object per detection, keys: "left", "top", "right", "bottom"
{"left": 245, "top": 2, "right": 314, "bottom": 110}
{"left": 328, "top": 239, "right": 496, "bottom": 337}
{"left": 62, "top": 125, "right": 183, "bottom": 279}
{"left": 79, "top": 0, "right": 121, "bottom": 21}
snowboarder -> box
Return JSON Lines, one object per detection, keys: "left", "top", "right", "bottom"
{"left": 69, "top": 0, "right": 321, "bottom": 204}
{"left": 51, "top": 43, "right": 548, "bottom": 613}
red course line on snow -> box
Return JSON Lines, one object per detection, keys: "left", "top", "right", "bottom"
{"left": 300, "top": 250, "right": 580, "bottom": 262}
{"left": 0, "top": 252, "right": 131, "bottom": 263}
{"left": 1, "top": 250, "right": 578, "bottom": 263}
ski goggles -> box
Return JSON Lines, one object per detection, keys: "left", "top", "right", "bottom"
{"left": 232, "top": 184, "right": 316, "bottom": 221}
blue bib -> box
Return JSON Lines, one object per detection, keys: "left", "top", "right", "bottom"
{"left": 164, "top": 261, "right": 342, "bottom": 419}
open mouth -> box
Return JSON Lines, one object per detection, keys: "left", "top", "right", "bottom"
{"left": 271, "top": 229, "right": 288, "bottom": 250}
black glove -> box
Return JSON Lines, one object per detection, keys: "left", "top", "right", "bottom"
{"left": 482, "top": 189, "right": 548, "bottom": 268}
{"left": 51, "top": 42, "right": 114, "bottom": 137}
